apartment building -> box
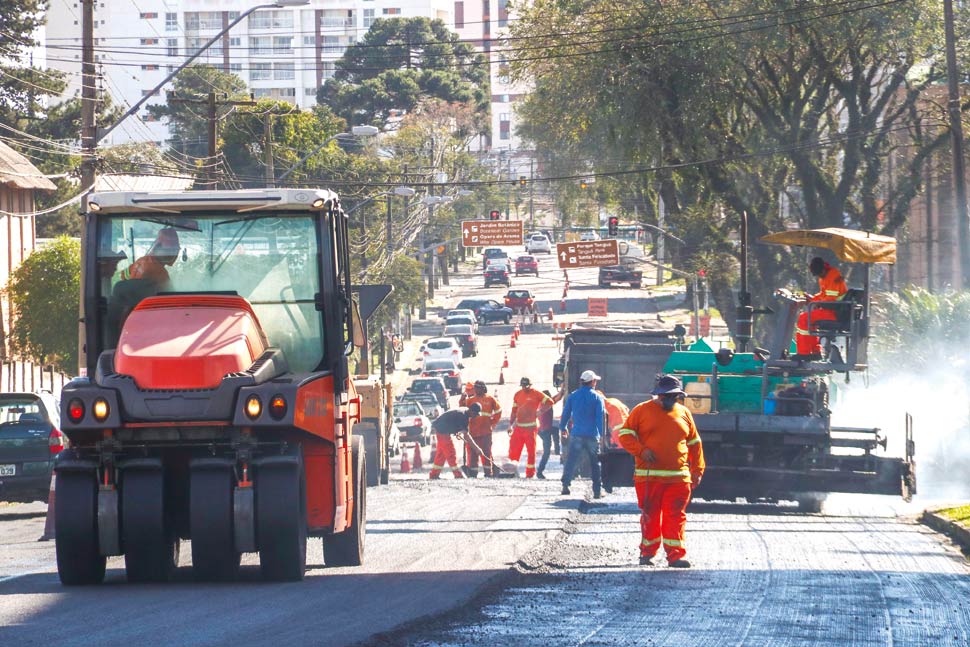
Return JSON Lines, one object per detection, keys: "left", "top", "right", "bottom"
{"left": 44, "top": 0, "right": 453, "bottom": 146}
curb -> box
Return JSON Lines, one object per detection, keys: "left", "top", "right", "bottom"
{"left": 920, "top": 509, "right": 970, "bottom": 556}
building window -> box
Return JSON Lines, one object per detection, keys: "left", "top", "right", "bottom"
{"left": 250, "top": 9, "right": 293, "bottom": 30}
{"left": 382, "top": 7, "right": 401, "bottom": 15}
{"left": 322, "top": 36, "right": 342, "bottom": 54}
{"left": 303, "top": 35, "right": 316, "bottom": 46}
{"left": 229, "top": 63, "right": 243, "bottom": 73}
{"left": 250, "top": 36, "right": 271, "bottom": 55}
{"left": 322, "top": 61, "right": 335, "bottom": 79}
{"left": 140, "top": 38, "right": 158, "bottom": 45}
{"left": 253, "top": 88, "right": 272, "bottom": 98}
{"left": 274, "top": 62, "right": 295, "bottom": 80}
{"left": 497, "top": 65, "right": 509, "bottom": 84}
{"left": 305, "top": 87, "right": 318, "bottom": 97}
{"left": 499, "top": 120, "right": 510, "bottom": 140}
{"left": 273, "top": 36, "right": 293, "bottom": 54}
{"left": 498, "top": 0, "right": 508, "bottom": 27}
{"left": 499, "top": 112, "right": 510, "bottom": 122}
{"left": 363, "top": 8, "right": 375, "bottom": 28}
{"left": 228, "top": 37, "right": 241, "bottom": 47}
{"left": 277, "top": 88, "right": 296, "bottom": 98}
{"left": 185, "top": 12, "right": 222, "bottom": 30}
{"left": 140, "top": 12, "right": 157, "bottom": 19}
{"left": 166, "top": 38, "right": 178, "bottom": 57}
{"left": 228, "top": 11, "right": 239, "bottom": 21}
{"left": 454, "top": 2, "right": 464, "bottom": 28}
{"left": 165, "top": 12, "right": 177, "bottom": 31}
{"left": 251, "top": 63, "right": 272, "bottom": 81}
{"left": 321, "top": 10, "right": 353, "bottom": 28}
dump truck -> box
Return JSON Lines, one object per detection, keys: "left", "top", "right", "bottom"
{"left": 555, "top": 227, "right": 915, "bottom": 510}
{"left": 55, "top": 189, "right": 379, "bottom": 584}
{"left": 353, "top": 376, "right": 394, "bottom": 486}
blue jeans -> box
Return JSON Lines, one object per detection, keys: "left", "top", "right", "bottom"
{"left": 561, "top": 435, "right": 601, "bottom": 495}
{"left": 537, "top": 427, "right": 560, "bottom": 474}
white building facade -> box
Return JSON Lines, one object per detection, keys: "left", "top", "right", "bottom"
{"left": 44, "top": 0, "right": 454, "bottom": 146}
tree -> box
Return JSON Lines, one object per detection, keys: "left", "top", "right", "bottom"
{"left": 5, "top": 237, "right": 80, "bottom": 374}
{"left": 509, "top": 0, "right": 944, "bottom": 341}
{"left": 0, "top": 1, "right": 65, "bottom": 124}
{"left": 319, "top": 18, "right": 489, "bottom": 129}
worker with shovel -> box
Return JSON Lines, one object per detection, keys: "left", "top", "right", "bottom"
{"left": 460, "top": 380, "right": 502, "bottom": 477}
{"left": 429, "top": 404, "right": 480, "bottom": 479}
{"left": 508, "top": 377, "right": 555, "bottom": 478}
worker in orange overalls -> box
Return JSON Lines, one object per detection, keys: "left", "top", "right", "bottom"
{"left": 617, "top": 375, "right": 705, "bottom": 568}
{"left": 119, "top": 227, "right": 181, "bottom": 290}
{"left": 795, "top": 256, "right": 847, "bottom": 357}
{"left": 460, "top": 380, "right": 502, "bottom": 477}
{"left": 428, "top": 404, "right": 478, "bottom": 479}
{"left": 603, "top": 396, "right": 630, "bottom": 447}
{"left": 508, "top": 377, "right": 554, "bottom": 478}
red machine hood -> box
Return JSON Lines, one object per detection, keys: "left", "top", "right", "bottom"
{"left": 114, "top": 295, "right": 268, "bottom": 390}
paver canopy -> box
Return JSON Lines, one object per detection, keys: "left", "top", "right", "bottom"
{"left": 760, "top": 228, "right": 896, "bottom": 264}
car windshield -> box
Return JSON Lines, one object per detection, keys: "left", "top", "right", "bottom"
{"left": 405, "top": 394, "right": 436, "bottom": 406}
{"left": 444, "top": 325, "right": 473, "bottom": 335}
{"left": 96, "top": 213, "right": 325, "bottom": 372}
{"left": 456, "top": 300, "right": 484, "bottom": 310}
{"left": 427, "top": 340, "right": 456, "bottom": 350}
{"left": 0, "top": 397, "right": 43, "bottom": 425}
{"left": 446, "top": 316, "right": 473, "bottom": 326}
{"left": 411, "top": 380, "right": 442, "bottom": 392}
{"left": 518, "top": 256, "right": 535, "bottom": 262}
{"left": 508, "top": 291, "right": 530, "bottom": 298}
{"left": 397, "top": 402, "right": 424, "bottom": 417}
{"left": 425, "top": 360, "right": 457, "bottom": 370}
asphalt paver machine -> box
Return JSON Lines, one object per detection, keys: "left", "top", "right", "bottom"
{"left": 55, "top": 189, "right": 371, "bottom": 584}
{"left": 557, "top": 227, "right": 915, "bottom": 510}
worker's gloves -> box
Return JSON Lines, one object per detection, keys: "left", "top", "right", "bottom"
{"left": 691, "top": 474, "right": 702, "bottom": 487}
{"left": 640, "top": 449, "right": 657, "bottom": 463}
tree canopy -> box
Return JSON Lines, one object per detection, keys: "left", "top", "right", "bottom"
{"left": 319, "top": 17, "right": 489, "bottom": 129}
{"left": 509, "top": 0, "right": 944, "bottom": 340}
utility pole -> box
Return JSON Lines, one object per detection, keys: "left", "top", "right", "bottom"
{"left": 944, "top": 0, "right": 970, "bottom": 288}
{"left": 529, "top": 157, "right": 535, "bottom": 230}
{"left": 171, "top": 91, "right": 255, "bottom": 189}
{"left": 264, "top": 114, "right": 275, "bottom": 188}
{"left": 78, "top": 0, "right": 97, "bottom": 372}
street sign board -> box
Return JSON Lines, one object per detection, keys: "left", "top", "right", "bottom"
{"left": 461, "top": 220, "right": 523, "bottom": 247}
{"left": 556, "top": 240, "right": 620, "bottom": 269}
{"left": 587, "top": 297, "right": 608, "bottom": 317}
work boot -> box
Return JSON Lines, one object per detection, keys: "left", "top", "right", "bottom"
{"left": 561, "top": 485, "right": 570, "bottom": 495}
{"left": 638, "top": 555, "right": 654, "bottom": 566}
{"left": 429, "top": 473, "right": 440, "bottom": 480}
{"left": 536, "top": 472, "right": 546, "bottom": 480}
{"left": 593, "top": 491, "right": 602, "bottom": 499}
{"left": 452, "top": 470, "right": 465, "bottom": 479}
{"left": 668, "top": 559, "right": 691, "bottom": 568}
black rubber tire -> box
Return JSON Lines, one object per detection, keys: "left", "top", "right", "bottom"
{"left": 365, "top": 439, "right": 380, "bottom": 487}
{"left": 323, "top": 437, "right": 366, "bottom": 567}
{"left": 55, "top": 469, "right": 107, "bottom": 585}
{"left": 189, "top": 466, "right": 240, "bottom": 581}
{"left": 504, "top": 316, "right": 511, "bottom": 324}
{"left": 477, "top": 316, "right": 486, "bottom": 326}
{"left": 257, "top": 458, "right": 307, "bottom": 581}
{"left": 632, "top": 283, "right": 642, "bottom": 289}
{"left": 122, "top": 468, "right": 178, "bottom": 582}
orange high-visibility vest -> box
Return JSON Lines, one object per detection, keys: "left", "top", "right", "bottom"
{"left": 462, "top": 394, "right": 501, "bottom": 437}
{"left": 617, "top": 399, "right": 705, "bottom": 484}
{"left": 510, "top": 388, "right": 552, "bottom": 428}
{"left": 811, "top": 264, "right": 847, "bottom": 302}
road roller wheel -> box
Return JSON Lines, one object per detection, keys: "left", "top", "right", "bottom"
{"left": 256, "top": 457, "right": 307, "bottom": 581}
{"left": 189, "top": 465, "right": 240, "bottom": 581}
{"left": 323, "top": 436, "right": 366, "bottom": 567}
{"left": 122, "top": 468, "right": 178, "bottom": 582}
{"left": 55, "top": 470, "right": 106, "bottom": 585}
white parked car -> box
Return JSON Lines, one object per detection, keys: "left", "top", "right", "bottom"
{"left": 579, "top": 230, "right": 600, "bottom": 241}
{"left": 418, "top": 336, "right": 463, "bottom": 363}
{"left": 525, "top": 234, "right": 551, "bottom": 254}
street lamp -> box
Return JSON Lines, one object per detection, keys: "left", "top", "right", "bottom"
{"left": 276, "top": 125, "right": 380, "bottom": 183}
{"left": 97, "top": 1, "right": 310, "bottom": 144}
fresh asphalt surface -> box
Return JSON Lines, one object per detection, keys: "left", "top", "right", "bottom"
{"left": 1, "top": 247, "right": 968, "bottom": 646}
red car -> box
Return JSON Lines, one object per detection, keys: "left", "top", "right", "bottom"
{"left": 515, "top": 255, "right": 539, "bottom": 276}
{"left": 504, "top": 289, "right": 535, "bottom": 313}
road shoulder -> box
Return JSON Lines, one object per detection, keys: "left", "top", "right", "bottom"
{"left": 921, "top": 504, "right": 970, "bottom": 557}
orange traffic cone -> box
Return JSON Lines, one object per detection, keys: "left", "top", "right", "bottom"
{"left": 499, "top": 368, "right": 505, "bottom": 385}
{"left": 510, "top": 334, "right": 517, "bottom": 348}
{"left": 503, "top": 353, "right": 509, "bottom": 368}
{"left": 38, "top": 472, "right": 56, "bottom": 542}
{"left": 513, "top": 324, "right": 520, "bottom": 339}
{"left": 413, "top": 443, "right": 423, "bottom": 470}
{"left": 401, "top": 449, "right": 411, "bottom": 474}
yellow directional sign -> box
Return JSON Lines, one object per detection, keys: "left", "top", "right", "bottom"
{"left": 556, "top": 240, "right": 620, "bottom": 268}
{"left": 461, "top": 220, "right": 523, "bottom": 247}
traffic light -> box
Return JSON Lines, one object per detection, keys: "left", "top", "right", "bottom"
{"left": 489, "top": 210, "right": 501, "bottom": 220}
{"left": 519, "top": 175, "right": 528, "bottom": 187}
{"left": 608, "top": 216, "right": 619, "bottom": 237}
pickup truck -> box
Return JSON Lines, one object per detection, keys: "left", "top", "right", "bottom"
{"left": 0, "top": 392, "right": 64, "bottom": 502}
{"left": 598, "top": 260, "right": 642, "bottom": 288}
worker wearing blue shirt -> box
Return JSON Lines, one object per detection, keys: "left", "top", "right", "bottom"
{"left": 559, "top": 370, "right": 606, "bottom": 498}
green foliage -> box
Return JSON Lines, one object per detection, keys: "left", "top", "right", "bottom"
{"left": 0, "top": 0, "right": 65, "bottom": 122}
{"left": 871, "top": 287, "right": 970, "bottom": 377}
{"left": 5, "top": 237, "right": 80, "bottom": 374}
{"left": 320, "top": 18, "right": 489, "bottom": 129}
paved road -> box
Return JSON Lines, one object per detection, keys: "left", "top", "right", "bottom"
{"left": 375, "top": 491, "right": 970, "bottom": 647}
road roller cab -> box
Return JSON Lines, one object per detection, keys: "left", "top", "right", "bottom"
{"left": 55, "top": 189, "right": 369, "bottom": 585}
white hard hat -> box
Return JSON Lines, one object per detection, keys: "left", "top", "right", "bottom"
{"left": 580, "top": 369, "right": 601, "bottom": 382}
